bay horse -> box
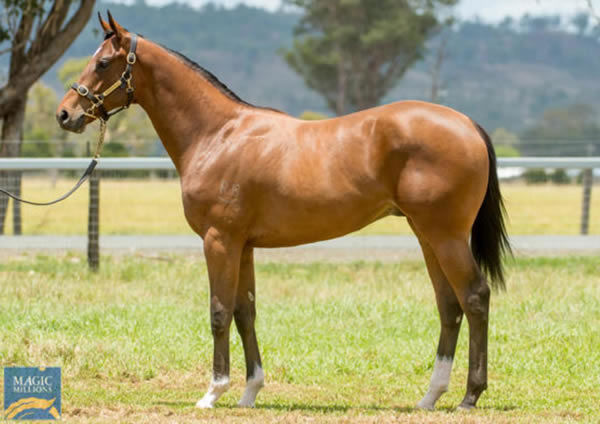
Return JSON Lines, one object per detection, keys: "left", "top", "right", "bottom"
{"left": 57, "top": 13, "right": 510, "bottom": 411}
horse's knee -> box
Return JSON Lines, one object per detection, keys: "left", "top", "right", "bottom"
{"left": 464, "top": 279, "right": 490, "bottom": 320}
{"left": 210, "top": 296, "right": 231, "bottom": 336}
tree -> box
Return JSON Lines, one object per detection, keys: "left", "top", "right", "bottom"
{"left": 23, "top": 82, "right": 61, "bottom": 157}
{"left": 429, "top": 28, "right": 450, "bottom": 103}
{"left": 282, "top": 0, "right": 457, "bottom": 115}
{"left": 0, "top": 0, "right": 95, "bottom": 235}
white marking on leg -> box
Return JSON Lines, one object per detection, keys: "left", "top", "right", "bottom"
{"left": 238, "top": 365, "right": 264, "bottom": 408}
{"left": 195, "top": 376, "right": 230, "bottom": 409}
{"left": 417, "top": 355, "right": 453, "bottom": 410}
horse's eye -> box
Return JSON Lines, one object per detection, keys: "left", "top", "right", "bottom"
{"left": 96, "top": 58, "right": 110, "bottom": 71}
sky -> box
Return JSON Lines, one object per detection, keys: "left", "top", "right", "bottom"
{"left": 143, "top": 0, "right": 594, "bottom": 22}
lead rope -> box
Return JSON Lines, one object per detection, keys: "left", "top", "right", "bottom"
{"left": 94, "top": 118, "right": 107, "bottom": 159}
{"left": 0, "top": 119, "right": 106, "bottom": 206}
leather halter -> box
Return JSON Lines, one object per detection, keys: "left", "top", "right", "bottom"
{"left": 71, "top": 34, "right": 138, "bottom": 122}
{"left": 0, "top": 35, "right": 139, "bottom": 206}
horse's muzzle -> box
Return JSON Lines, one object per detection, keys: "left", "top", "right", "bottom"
{"left": 56, "top": 108, "right": 86, "bottom": 133}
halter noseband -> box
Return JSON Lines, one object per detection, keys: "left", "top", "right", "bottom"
{"left": 71, "top": 34, "right": 138, "bottom": 122}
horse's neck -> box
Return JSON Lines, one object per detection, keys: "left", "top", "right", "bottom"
{"left": 134, "top": 41, "right": 241, "bottom": 172}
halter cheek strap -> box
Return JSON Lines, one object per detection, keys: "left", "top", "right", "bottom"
{"left": 71, "top": 34, "right": 138, "bottom": 122}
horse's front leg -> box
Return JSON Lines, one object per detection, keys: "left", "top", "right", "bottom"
{"left": 196, "top": 229, "right": 243, "bottom": 409}
{"left": 235, "top": 247, "right": 264, "bottom": 407}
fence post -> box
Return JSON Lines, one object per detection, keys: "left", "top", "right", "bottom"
{"left": 87, "top": 142, "right": 100, "bottom": 270}
{"left": 580, "top": 168, "right": 593, "bottom": 235}
{"left": 12, "top": 170, "right": 22, "bottom": 235}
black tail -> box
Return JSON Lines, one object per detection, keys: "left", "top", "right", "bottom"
{"left": 470, "top": 121, "right": 511, "bottom": 290}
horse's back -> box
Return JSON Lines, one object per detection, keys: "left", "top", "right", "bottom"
{"left": 290, "top": 100, "right": 489, "bottom": 198}
{"left": 288, "top": 100, "right": 491, "bottom": 233}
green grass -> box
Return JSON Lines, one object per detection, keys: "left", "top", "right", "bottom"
{"left": 2, "top": 178, "right": 599, "bottom": 235}
{"left": 0, "top": 254, "right": 599, "bottom": 422}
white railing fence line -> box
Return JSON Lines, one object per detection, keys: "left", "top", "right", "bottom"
{"left": 0, "top": 156, "right": 597, "bottom": 269}
{"left": 0, "top": 156, "right": 599, "bottom": 170}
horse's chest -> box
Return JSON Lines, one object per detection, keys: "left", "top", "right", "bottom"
{"left": 181, "top": 177, "right": 246, "bottom": 233}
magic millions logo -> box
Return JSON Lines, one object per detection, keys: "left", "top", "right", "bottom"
{"left": 3, "top": 367, "right": 61, "bottom": 420}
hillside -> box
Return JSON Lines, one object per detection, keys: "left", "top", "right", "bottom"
{"left": 29, "top": 2, "right": 600, "bottom": 133}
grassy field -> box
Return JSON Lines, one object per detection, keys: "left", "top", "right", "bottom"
{"left": 1, "top": 177, "right": 599, "bottom": 235}
{"left": 0, "top": 254, "right": 598, "bottom": 423}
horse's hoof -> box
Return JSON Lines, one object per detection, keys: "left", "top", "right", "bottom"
{"left": 415, "top": 400, "right": 434, "bottom": 411}
{"left": 457, "top": 402, "right": 475, "bottom": 411}
{"left": 237, "top": 400, "right": 255, "bottom": 408}
{"left": 195, "top": 398, "right": 215, "bottom": 409}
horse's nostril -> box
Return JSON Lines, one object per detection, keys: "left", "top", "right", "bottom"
{"left": 59, "top": 109, "right": 69, "bottom": 123}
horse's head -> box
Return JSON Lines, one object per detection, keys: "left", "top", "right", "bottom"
{"left": 56, "top": 12, "right": 139, "bottom": 133}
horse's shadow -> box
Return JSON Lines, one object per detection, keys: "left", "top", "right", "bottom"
{"left": 256, "top": 403, "right": 414, "bottom": 413}
{"left": 153, "top": 400, "right": 518, "bottom": 413}
{"left": 154, "top": 400, "right": 412, "bottom": 413}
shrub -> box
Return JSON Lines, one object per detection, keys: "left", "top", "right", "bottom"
{"left": 299, "top": 110, "right": 328, "bottom": 120}
{"left": 523, "top": 169, "right": 548, "bottom": 184}
{"left": 495, "top": 144, "right": 520, "bottom": 157}
{"left": 549, "top": 168, "right": 570, "bottom": 184}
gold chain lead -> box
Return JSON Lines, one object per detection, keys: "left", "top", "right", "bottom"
{"left": 94, "top": 119, "right": 107, "bottom": 159}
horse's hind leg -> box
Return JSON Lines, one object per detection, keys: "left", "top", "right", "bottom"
{"left": 234, "top": 247, "right": 264, "bottom": 407}
{"left": 196, "top": 229, "right": 243, "bottom": 408}
{"left": 428, "top": 236, "right": 490, "bottom": 410}
{"left": 414, "top": 232, "right": 464, "bottom": 410}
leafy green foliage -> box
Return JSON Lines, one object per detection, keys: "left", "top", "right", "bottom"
{"left": 491, "top": 127, "right": 520, "bottom": 157}
{"left": 21, "top": 136, "right": 54, "bottom": 157}
{"left": 0, "top": 0, "right": 45, "bottom": 43}
{"left": 523, "top": 169, "right": 548, "bottom": 184}
{"left": 549, "top": 169, "right": 571, "bottom": 185}
{"left": 57, "top": 56, "right": 91, "bottom": 90}
{"left": 102, "top": 141, "right": 129, "bottom": 157}
{"left": 282, "top": 0, "right": 456, "bottom": 114}
{"left": 299, "top": 110, "right": 328, "bottom": 120}
{"left": 22, "top": 82, "right": 63, "bottom": 157}
{"left": 494, "top": 145, "right": 520, "bottom": 157}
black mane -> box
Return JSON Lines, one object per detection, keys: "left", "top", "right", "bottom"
{"left": 102, "top": 33, "right": 278, "bottom": 112}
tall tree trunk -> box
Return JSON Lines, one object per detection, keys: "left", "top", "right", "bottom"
{"left": 0, "top": 95, "right": 27, "bottom": 235}
{"left": 430, "top": 36, "right": 448, "bottom": 103}
{"left": 0, "top": 0, "right": 95, "bottom": 117}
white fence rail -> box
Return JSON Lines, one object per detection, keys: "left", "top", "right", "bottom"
{"left": 0, "top": 156, "right": 599, "bottom": 170}
{"left": 0, "top": 156, "right": 596, "bottom": 241}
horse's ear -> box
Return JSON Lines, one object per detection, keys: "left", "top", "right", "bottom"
{"left": 107, "top": 10, "right": 125, "bottom": 41}
{"left": 98, "top": 12, "right": 111, "bottom": 34}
